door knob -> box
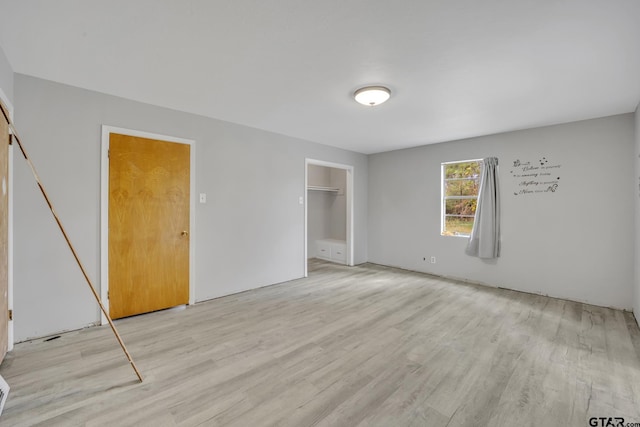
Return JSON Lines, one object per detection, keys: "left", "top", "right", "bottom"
{"left": 181, "top": 230, "right": 189, "bottom": 237}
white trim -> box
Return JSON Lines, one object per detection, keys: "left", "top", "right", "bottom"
{"left": 7, "top": 140, "right": 13, "bottom": 352}
{"left": 304, "top": 159, "right": 355, "bottom": 277}
{"left": 100, "top": 126, "right": 196, "bottom": 325}
{"left": 0, "top": 92, "right": 14, "bottom": 352}
{"left": 440, "top": 163, "right": 445, "bottom": 235}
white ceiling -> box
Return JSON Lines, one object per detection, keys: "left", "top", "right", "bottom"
{"left": 0, "top": 0, "right": 639, "bottom": 154}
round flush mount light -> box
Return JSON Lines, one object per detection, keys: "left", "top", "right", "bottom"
{"left": 354, "top": 86, "right": 391, "bottom": 106}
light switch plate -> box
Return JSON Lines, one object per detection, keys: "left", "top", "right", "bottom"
{"left": 199, "top": 193, "right": 207, "bottom": 203}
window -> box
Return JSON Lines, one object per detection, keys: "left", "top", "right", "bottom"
{"left": 441, "top": 160, "right": 481, "bottom": 237}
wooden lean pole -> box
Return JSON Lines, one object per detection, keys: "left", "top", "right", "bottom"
{"left": 1, "top": 107, "right": 143, "bottom": 382}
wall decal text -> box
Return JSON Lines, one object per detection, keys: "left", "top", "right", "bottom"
{"left": 509, "top": 157, "right": 562, "bottom": 196}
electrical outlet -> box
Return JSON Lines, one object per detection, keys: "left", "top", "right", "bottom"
{"left": 430, "top": 256, "right": 436, "bottom": 264}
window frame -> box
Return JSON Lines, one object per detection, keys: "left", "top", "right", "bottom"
{"left": 441, "top": 159, "right": 482, "bottom": 237}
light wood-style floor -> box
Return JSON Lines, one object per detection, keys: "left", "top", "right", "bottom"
{"left": 1, "top": 260, "right": 640, "bottom": 426}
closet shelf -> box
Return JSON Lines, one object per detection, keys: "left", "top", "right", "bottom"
{"left": 307, "top": 186, "right": 339, "bottom": 193}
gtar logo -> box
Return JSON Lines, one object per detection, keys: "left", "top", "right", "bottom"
{"left": 588, "top": 417, "right": 624, "bottom": 427}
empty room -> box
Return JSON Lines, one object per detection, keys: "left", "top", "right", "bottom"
{"left": 0, "top": 1, "right": 639, "bottom": 426}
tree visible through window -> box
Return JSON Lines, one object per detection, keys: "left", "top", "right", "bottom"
{"left": 441, "top": 160, "right": 481, "bottom": 236}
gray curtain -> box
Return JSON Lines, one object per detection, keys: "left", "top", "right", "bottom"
{"left": 466, "top": 157, "right": 500, "bottom": 258}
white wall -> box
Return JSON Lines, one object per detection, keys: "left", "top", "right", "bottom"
{"left": 308, "top": 164, "right": 330, "bottom": 188}
{"left": 635, "top": 103, "right": 640, "bottom": 322}
{"left": 307, "top": 165, "right": 331, "bottom": 258}
{"left": 369, "top": 114, "right": 635, "bottom": 310}
{"left": 307, "top": 192, "right": 331, "bottom": 258}
{"left": 307, "top": 165, "right": 347, "bottom": 258}
{"left": 13, "top": 74, "right": 368, "bottom": 341}
{"left": 329, "top": 168, "right": 347, "bottom": 240}
{"left": 0, "top": 44, "right": 12, "bottom": 106}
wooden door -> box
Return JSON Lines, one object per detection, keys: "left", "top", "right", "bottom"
{"left": 0, "top": 102, "right": 10, "bottom": 362}
{"left": 108, "top": 133, "right": 190, "bottom": 319}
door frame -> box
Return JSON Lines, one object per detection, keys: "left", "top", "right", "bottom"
{"left": 0, "top": 88, "right": 13, "bottom": 351}
{"left": 304, "top": 158, "right": 354, "bottom": 277}
{"left": 100, "top": 125, "right": 196, "bottom": 325}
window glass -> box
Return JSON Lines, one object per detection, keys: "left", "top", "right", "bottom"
{"left": 441, "top": 160, "right": 481, "bottom": 237}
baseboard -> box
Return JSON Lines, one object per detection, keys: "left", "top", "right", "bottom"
{"left": 363, "top": 261, "right": 632, "bottom": 313}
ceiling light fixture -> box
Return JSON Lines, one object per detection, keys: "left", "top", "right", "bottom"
{"left": 354, "top": 86, "right": 391, "bottom": 106}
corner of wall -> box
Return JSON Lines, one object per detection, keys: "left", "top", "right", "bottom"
{"left": 0, "top": 43, "right": 14, "bottom": 108}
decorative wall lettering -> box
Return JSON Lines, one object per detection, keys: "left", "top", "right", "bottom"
{"left": 509, "top": 157, "right": 562, "bottom": 196}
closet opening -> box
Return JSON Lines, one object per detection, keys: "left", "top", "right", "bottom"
{"left": 304, "top": 159, "right": 354, "bottom": 277}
